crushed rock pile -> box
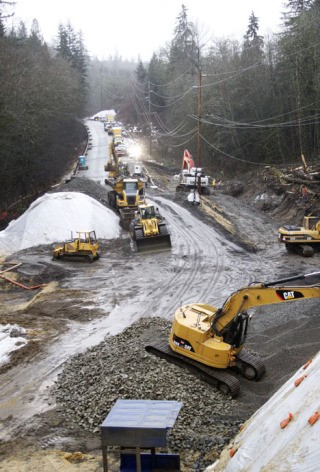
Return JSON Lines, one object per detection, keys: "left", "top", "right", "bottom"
{"left": 53, "top": 317, "right": 243, "bottom": 471}
{"left": 49, "top": 175, "right": 111, "bottom": 205}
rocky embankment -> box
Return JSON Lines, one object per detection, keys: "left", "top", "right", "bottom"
{"left": 54, "top": 317, "right": 243, "bottom": 471}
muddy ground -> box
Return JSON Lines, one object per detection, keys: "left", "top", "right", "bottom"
{"left": 0, "top": 161, "right": 320, "bottom": 471}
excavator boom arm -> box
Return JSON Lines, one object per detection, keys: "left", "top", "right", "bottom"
{"left": 212, "top": 271, "right": 320, "bottom": 335}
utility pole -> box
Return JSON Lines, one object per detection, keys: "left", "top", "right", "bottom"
{"left": 197, "top": 64, "right": 202, "bottom": 168}
{"left": 196, "top": 47, "right": 203, "bottom": 196}
{"left": 148, "top": 81, "right": 152, "bottom": 157}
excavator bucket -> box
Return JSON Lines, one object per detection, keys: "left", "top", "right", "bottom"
{"left": 135, "top": 232, "right": 172, "bottom": 253}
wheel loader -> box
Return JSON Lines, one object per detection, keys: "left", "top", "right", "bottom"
{"left": 129, "top": 203, "right": 171, "bottom": 252}
{"left": 53, "top": 231, "right": 99, "bottom": 261}
{"left": 278, "top": 216, "right": 320, "bottom": 256}
{"left": 146, "top": 270, "right": 320, "bottom": 396}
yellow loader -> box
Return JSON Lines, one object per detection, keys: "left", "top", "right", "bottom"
{"left": 129, "top": 204, "right": 171, "bottom": 252}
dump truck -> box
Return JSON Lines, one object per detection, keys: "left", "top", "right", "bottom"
{"left": 107, "top": 177, "right": 146, "bottom": 229}
{"left": 53, "top": 231, "right": 99, "bottom": 261}
{"left": 278, "top": 216, "right": 320, "bottom": 257}
{"left": 105, "top": 141, "right": 145, "bottom": 228}
{"left": 129, "top": 203, "right": 171, "bottom": 252}
{"left": 105, "top": 139, "right": 146, "bottom": 229}
{"left": 146, "top": 270, "right": 320, "bottom": 396}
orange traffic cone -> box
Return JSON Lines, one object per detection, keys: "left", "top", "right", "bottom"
{"left": 294, "top": 375, "right": 307, "bottom": 387}
{"left": 280, "top": 413, "right": 293, "bottom": 429}
{"left": 308, "top": 411, "right": 319, "bottom": 426}
{"left": 303, "top": 358, "right": 313, "bottom": 370}
{"left": 230, "top": 447, "right": 238, "bottom": 457}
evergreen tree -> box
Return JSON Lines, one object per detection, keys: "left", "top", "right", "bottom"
{"left": 169, "top": 4, "right": 196, "bottom": 74}
{"left": 55, "top": 22, "right": 88, "bottom": 113}
{"left": 17, "top": 21, "right": 27, "bottom": 40}
{"left": 282, "top": 0, "right": 313, "bottom": 28}
{"left": 29, "top": 19, "right": 43, "bottom": 47}
{"left": 243, "top": 12, "right": 264, "bottom": 51}
{"left": 73, "top": 30, "right": 88, "bottom": 84}
{"left": 135, "top": 60, "right": 147, "bottom": 83}
{"left": 147, "top": 53, "right": 167, "bottom": 113}
{"left": 56, "top": 23, "right": 70, "bottom": 59}
{"left": 0, "top": 17, "right": 5, "bottom": 37}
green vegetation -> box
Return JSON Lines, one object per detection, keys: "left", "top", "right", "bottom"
{"left": 0, "top": 5, "right": 88, "bottom": 209}
{"left": 126, "top": 1, "right": 320, "bottom": 176}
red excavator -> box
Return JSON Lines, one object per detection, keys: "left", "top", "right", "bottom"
{"left": 174, "top": 149, "right": 212, "bottom": 194}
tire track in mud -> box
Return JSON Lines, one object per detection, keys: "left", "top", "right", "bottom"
{"left": 139, "top": 197, "right": 256, "bottom": 318}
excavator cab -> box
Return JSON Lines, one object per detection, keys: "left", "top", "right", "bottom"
{"left": 222, "top": 312, "right": 250, "bottom": 348}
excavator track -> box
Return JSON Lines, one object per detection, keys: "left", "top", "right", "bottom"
{"left": 236, "top": 349, "right": 266, "bottom": 380}
{"left": 145, "top": 339, "right": 240, "bottom": 397}
{"left": 286, "top": 243, "right": 314, "bottom": 257}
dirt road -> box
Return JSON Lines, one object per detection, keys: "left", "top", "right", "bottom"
{"left": 0, "top": 121, "right": 320, "bottom": 471}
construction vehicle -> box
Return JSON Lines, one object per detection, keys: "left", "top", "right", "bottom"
{"left": 127, "top": 160, "right": 148, "bottom": 184}
{"left": 78, "top": 155, "right": 88, "bottom": 170}
{"left": 53, "top": 231, "right": 99, "bottom": 261}
{"left": 105, "top": 141, "right": 127, "bottom": 178}
{"left": 129, "top": 203, "right": 171, "bottom": 252}
{"left": 278, "top": 216, "right": 320, "bottom": 257}
{"left": 105, "top": 141, "right": 146, "bottom": 229}
{"left": 111, "top": 126, "right": 122, "bottom": 140}
{"left": 107, "top": 177, "right": 146, "bottom": 229}
{"left": 174, "top": 149, "right": 212, "bottom": 195}
{"left": 146, "top": 271, "right": 320, "bottom": 397}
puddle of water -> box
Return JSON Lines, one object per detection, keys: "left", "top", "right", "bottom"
{"left": 0, "top": 302, "right": 143, "bottom": 439}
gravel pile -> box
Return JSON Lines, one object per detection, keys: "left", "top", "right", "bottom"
{"left": 54, "top": 317, "right": 244, "bottom": 471}
{"left": 49, "top": 176, "right": 110, "bottom": 207}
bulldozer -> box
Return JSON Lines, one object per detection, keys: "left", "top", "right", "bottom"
{"left": 129, "top": 203, "right": 171, "bottom": 252}
{"left": 278, "top": 216, "right": 320, "bottom": 257}
{"left": 53, "top": 231, "right": 99, "bottom": 262}
{"left": 146, "top": 271, "right": 320, "bottom": 396}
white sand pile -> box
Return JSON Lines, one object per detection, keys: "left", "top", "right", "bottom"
{"left": 0, "top": 192, "right": 120, "bottom": 257}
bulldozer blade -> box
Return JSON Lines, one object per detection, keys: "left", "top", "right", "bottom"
{"left": 135, "top": 235, "right": 172, "bottom": 253}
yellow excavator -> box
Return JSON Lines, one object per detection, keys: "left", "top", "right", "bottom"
{"left": 278, "top": 216, "right": 320, "bottom": 257}
{"left": 52, "top": 231, "right": 99, "bottom": 262}
{"left": 129, "top": 203, "right": 171, "bottom": 252}
{"left": 146, "top": 271, "right": 320, "bottom": 396}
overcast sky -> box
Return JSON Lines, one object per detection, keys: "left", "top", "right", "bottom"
{"left": 11, "top": 0, "right": 285, "bottom": 61}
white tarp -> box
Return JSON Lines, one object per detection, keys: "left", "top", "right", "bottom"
{"left": 207, "top": 352, "right": 320, "bottom": 472}
{"left": 0, "top": 192, "right": 120, "bottom": 257}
